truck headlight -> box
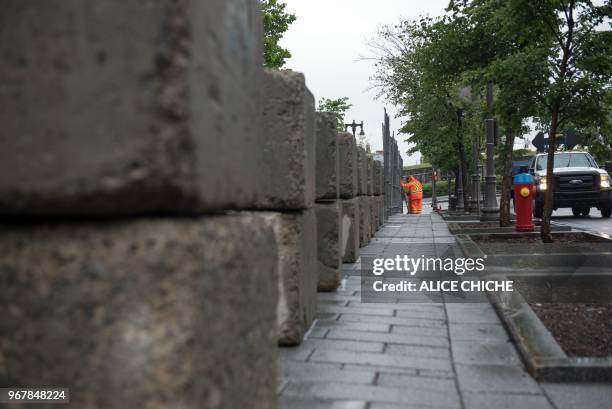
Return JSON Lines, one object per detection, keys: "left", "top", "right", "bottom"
{"left": 539, "top": 179, "right": 547, "bottom": 191}
{"left": 602, "top": 175, "right": 610, "bottom": 188}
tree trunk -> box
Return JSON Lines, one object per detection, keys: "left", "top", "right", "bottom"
{"left": 499, "top": 128, "right": 515, "bottom": 227}
{"left": 541, "top": 0, "right": 574, "bottom": 242}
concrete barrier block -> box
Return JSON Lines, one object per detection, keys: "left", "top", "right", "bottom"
{"left": 315, "top": 202, "right": 342, "bottom": 291}
{"left": 254, "top": 210, "right": 317, "bottom": 346}
{"left": 254, "top": 69, "right": 316, "bottom": 210}
{"left": 0, "top": 0, "right": 266, "bottom": 217}
{"left": 357, "top": 147, "right": 368, "bottom": 196}
{"left": 315, "top": 112, "right": 339, "bottom": 201}
{"left": 367, "top": 156, "right": 374, "bottom": 196}
{"left": 370, "top": 196, "right": 379, "bottom": 235}
{"left": 0, "top": 215, "right": 278, "bottom": 408}
{"left": 373, "top": 161, "right": 383, "bottom": 195}
{"left": 379, "top": 195, "right": 385, "bottom": 224}
{"left": 359, "top": 196, "right": 371, "bottom": 247}
{"left": 341, "top": 198, "right": 360, "bottom": 263}
{"left": 338, "top": 132, "right": 358, "bottom": 199}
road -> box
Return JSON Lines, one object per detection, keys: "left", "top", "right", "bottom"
{"left": 551, "top": 208, "right": 612, "bottom": 236}
{"left": 424, "top": 195, "right": 612, "bottom": 235}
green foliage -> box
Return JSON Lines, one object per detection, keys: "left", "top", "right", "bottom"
{"left": 422, "top": 180, "right": 450, "bottom": 198}
{"left": 261, "top": 0, "right": 296, "bottom": 69}
{"left": 317, "top": 97, "right": 353, "bottom": 131}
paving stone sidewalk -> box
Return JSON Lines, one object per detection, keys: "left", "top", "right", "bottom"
{"left": 278, "top": 209, "right": 612, "bottom": 409}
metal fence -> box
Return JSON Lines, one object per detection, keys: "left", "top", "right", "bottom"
{"left": 382, "top": 109, "right": 403, "bottom": 219}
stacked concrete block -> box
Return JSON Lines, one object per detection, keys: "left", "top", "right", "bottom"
{"left": 0, "top": 0, "right": 323, "bottom": 405}
{"left": 372, "top": 160, "right": 384, "bottom": 234}
{"left": 359, "top": 195, "right": 372, "bottom": 247}
{"left": 314, "top": 113, "right": 342, "bottom": 291}
{"left": 255, "top": 211, "right": 317, "bottom": 346}
{"left": 373, "top": 161, "right": 383, "bottom": 196}
{"left": 337, "top": 132, "right": 360, "bottom": 263}
{"left": 255, "top": 70, "right": 316, "bottom": 210}
{"left": 370, "top": 196, "right": 379, "bottom": 235}
{"left": 367, "top": 156, "right": 374, "bottom": 196}
{"left": 378, "top": 196, "right": 385, "bottom": 226}
{"left": 338, "top": 132, "right": 358, "bottom": 199}
{"left": 0, "top": 215, "right": 279, "bottom": 409}
{"left": 341, "top": 198, "right": 361, "bottom": 263}
{"left": 315, "top": 113, "right": 340, "bottom": 201}
{"left": 0, "top": 0, "right": 266, "bottom": 217}
{"left": 315, "top": 202, "right": 342, "bottom": 291}
{"left": 357, "top": 147, "right": 369, "bottom": 196}
{"left": 257, "top": 70, "right": 318, "bottom": 344}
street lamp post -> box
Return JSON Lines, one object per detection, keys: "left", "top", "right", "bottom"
{"left": 456, "top": 109, "right": 465, "bottom": 212}
{"left": 481, "top": 81, "right": 500, "bottom": 221}
{"left": 470, "top": 141, "right": 481, "bottom": 214}
{"left": 345, "top": 120, "right": 365, "bottom": 138}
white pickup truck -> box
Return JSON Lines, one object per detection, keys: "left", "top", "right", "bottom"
{"left": 529, "top": 152, "right": 612, "bottom": 218}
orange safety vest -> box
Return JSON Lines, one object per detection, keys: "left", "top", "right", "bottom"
{"left": 407, "top": 177, "right": 423, "bottom": 198}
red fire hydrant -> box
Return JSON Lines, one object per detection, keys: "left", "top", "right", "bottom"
{"left": 513, "top": 172, "right": 536, "bottom": 232}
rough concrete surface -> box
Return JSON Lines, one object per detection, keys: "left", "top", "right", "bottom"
{"left": 316, "top": 202, "right": 342, "bottom": 292}
{"left": 341, "top": 198, "right": 360, "bottom": 263}
{"left": 370, "top": 196, "right": 379, "bottom": 235}
{"left": 338, "top": 132, "right": 358, "bottom": 199}
{"left": 254, "top": 210, "right": 318, "bottom": 346}
{"left": 367, "top": 156, "right": 374, "bottom": 196}
{"left": 373, "top": 161, "right": 383, "bottom": 196}
{"left": 0, "top": 0, "right": 266, "bottom": 217}
{"left": 357, "top": 147, "right": 368, "bottom": 196}
{"left": 315, "top": 112, "right": 339, "bottom": 201}
{"left": 359, "top": 196, "right": 371, "bottom": 247}
{"left": 255, "top": 69, "right": 316, "bottom": 210}
{"left": 0, "top": 215, "right": 278, "bottom": 409}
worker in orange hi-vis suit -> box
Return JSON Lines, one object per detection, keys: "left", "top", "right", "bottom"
{"left": 406, "top": 176, "right": 423, "bottom": 214}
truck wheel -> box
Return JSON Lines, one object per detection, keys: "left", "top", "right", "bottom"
{"left": 534, "top": 202, "right": 543, "bottom": 219}
{"left": 602, "top": 207, "right": 612, "bottom": 218}
{"left": 572, "top": 207, "right": 581, "bottom": 217}
{"left": 582, "top": 208, "right": 591, "bottom": 216}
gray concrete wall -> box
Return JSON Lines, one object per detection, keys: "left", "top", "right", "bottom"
{"left": 367, "top": 156, "right": 374, "bottom": 196}
{"left": 357, "top": 146, "right": 368, "bottom": 196}
{"left": 0, "top": 215, "right": 278, "bottom": 409}
{"left": 359, "top": 196, "right": 371, "bottom": 247}
{"left": 338, "top": 132, "right": 358, "bottom": 199}
{"left": 255, "top": 69, "right": 316, "bottom": 210}
{"left": 341, "top": 198, "right": 360, "bottom": 263}
{"left": 373, "top": 161, "right": 383, "bottom": 196}
{"left": 315, "top": 113, "right": 339, "bottom": 201}
{"left": 253, "top": 210, "right": 317, "bottom": 346}
{"left": 0, "top": 0, "right": 266, "bottom": 217}
{"left": 315, "top": 202, "right": 342, "bottom": 291}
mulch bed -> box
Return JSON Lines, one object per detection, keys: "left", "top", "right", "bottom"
{"left": 515, "top": 279, "right": 612, "bottom": 357}
{"left": 471, "top": 233, "right": 606, "bottom": 244}
{"left": 530, "top": 303, "right": 612, "bottom": 357}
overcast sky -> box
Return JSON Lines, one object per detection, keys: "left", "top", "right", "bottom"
{"left": 280, "top": 0, "right": 451, "bottom": 165}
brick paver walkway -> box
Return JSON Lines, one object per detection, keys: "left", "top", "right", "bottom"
{"left": 278, "top": 209, "right": 612, "bottom": 409}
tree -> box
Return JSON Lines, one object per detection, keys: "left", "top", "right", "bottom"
{"left": 317, "top": 97, "right": 353, "bottom": 131}
{"left": 515, "top": 0, "right": 611, "bottom": 242}
{"left": 261, "top": 0, "right": 296, "bottom": 69}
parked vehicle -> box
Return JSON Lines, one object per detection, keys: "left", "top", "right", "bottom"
{"left": 528, "top": 152, "right": 611, "bottom": 218}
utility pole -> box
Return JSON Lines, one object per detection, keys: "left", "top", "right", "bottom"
{"left": 456, "top": 109, "right": 465, "bottom": 212}
{"left": 469, "top": 141, "right": 481, "bottom": 214}
{"left": 481, "top": 81, "right": 499, "bottom": 221}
